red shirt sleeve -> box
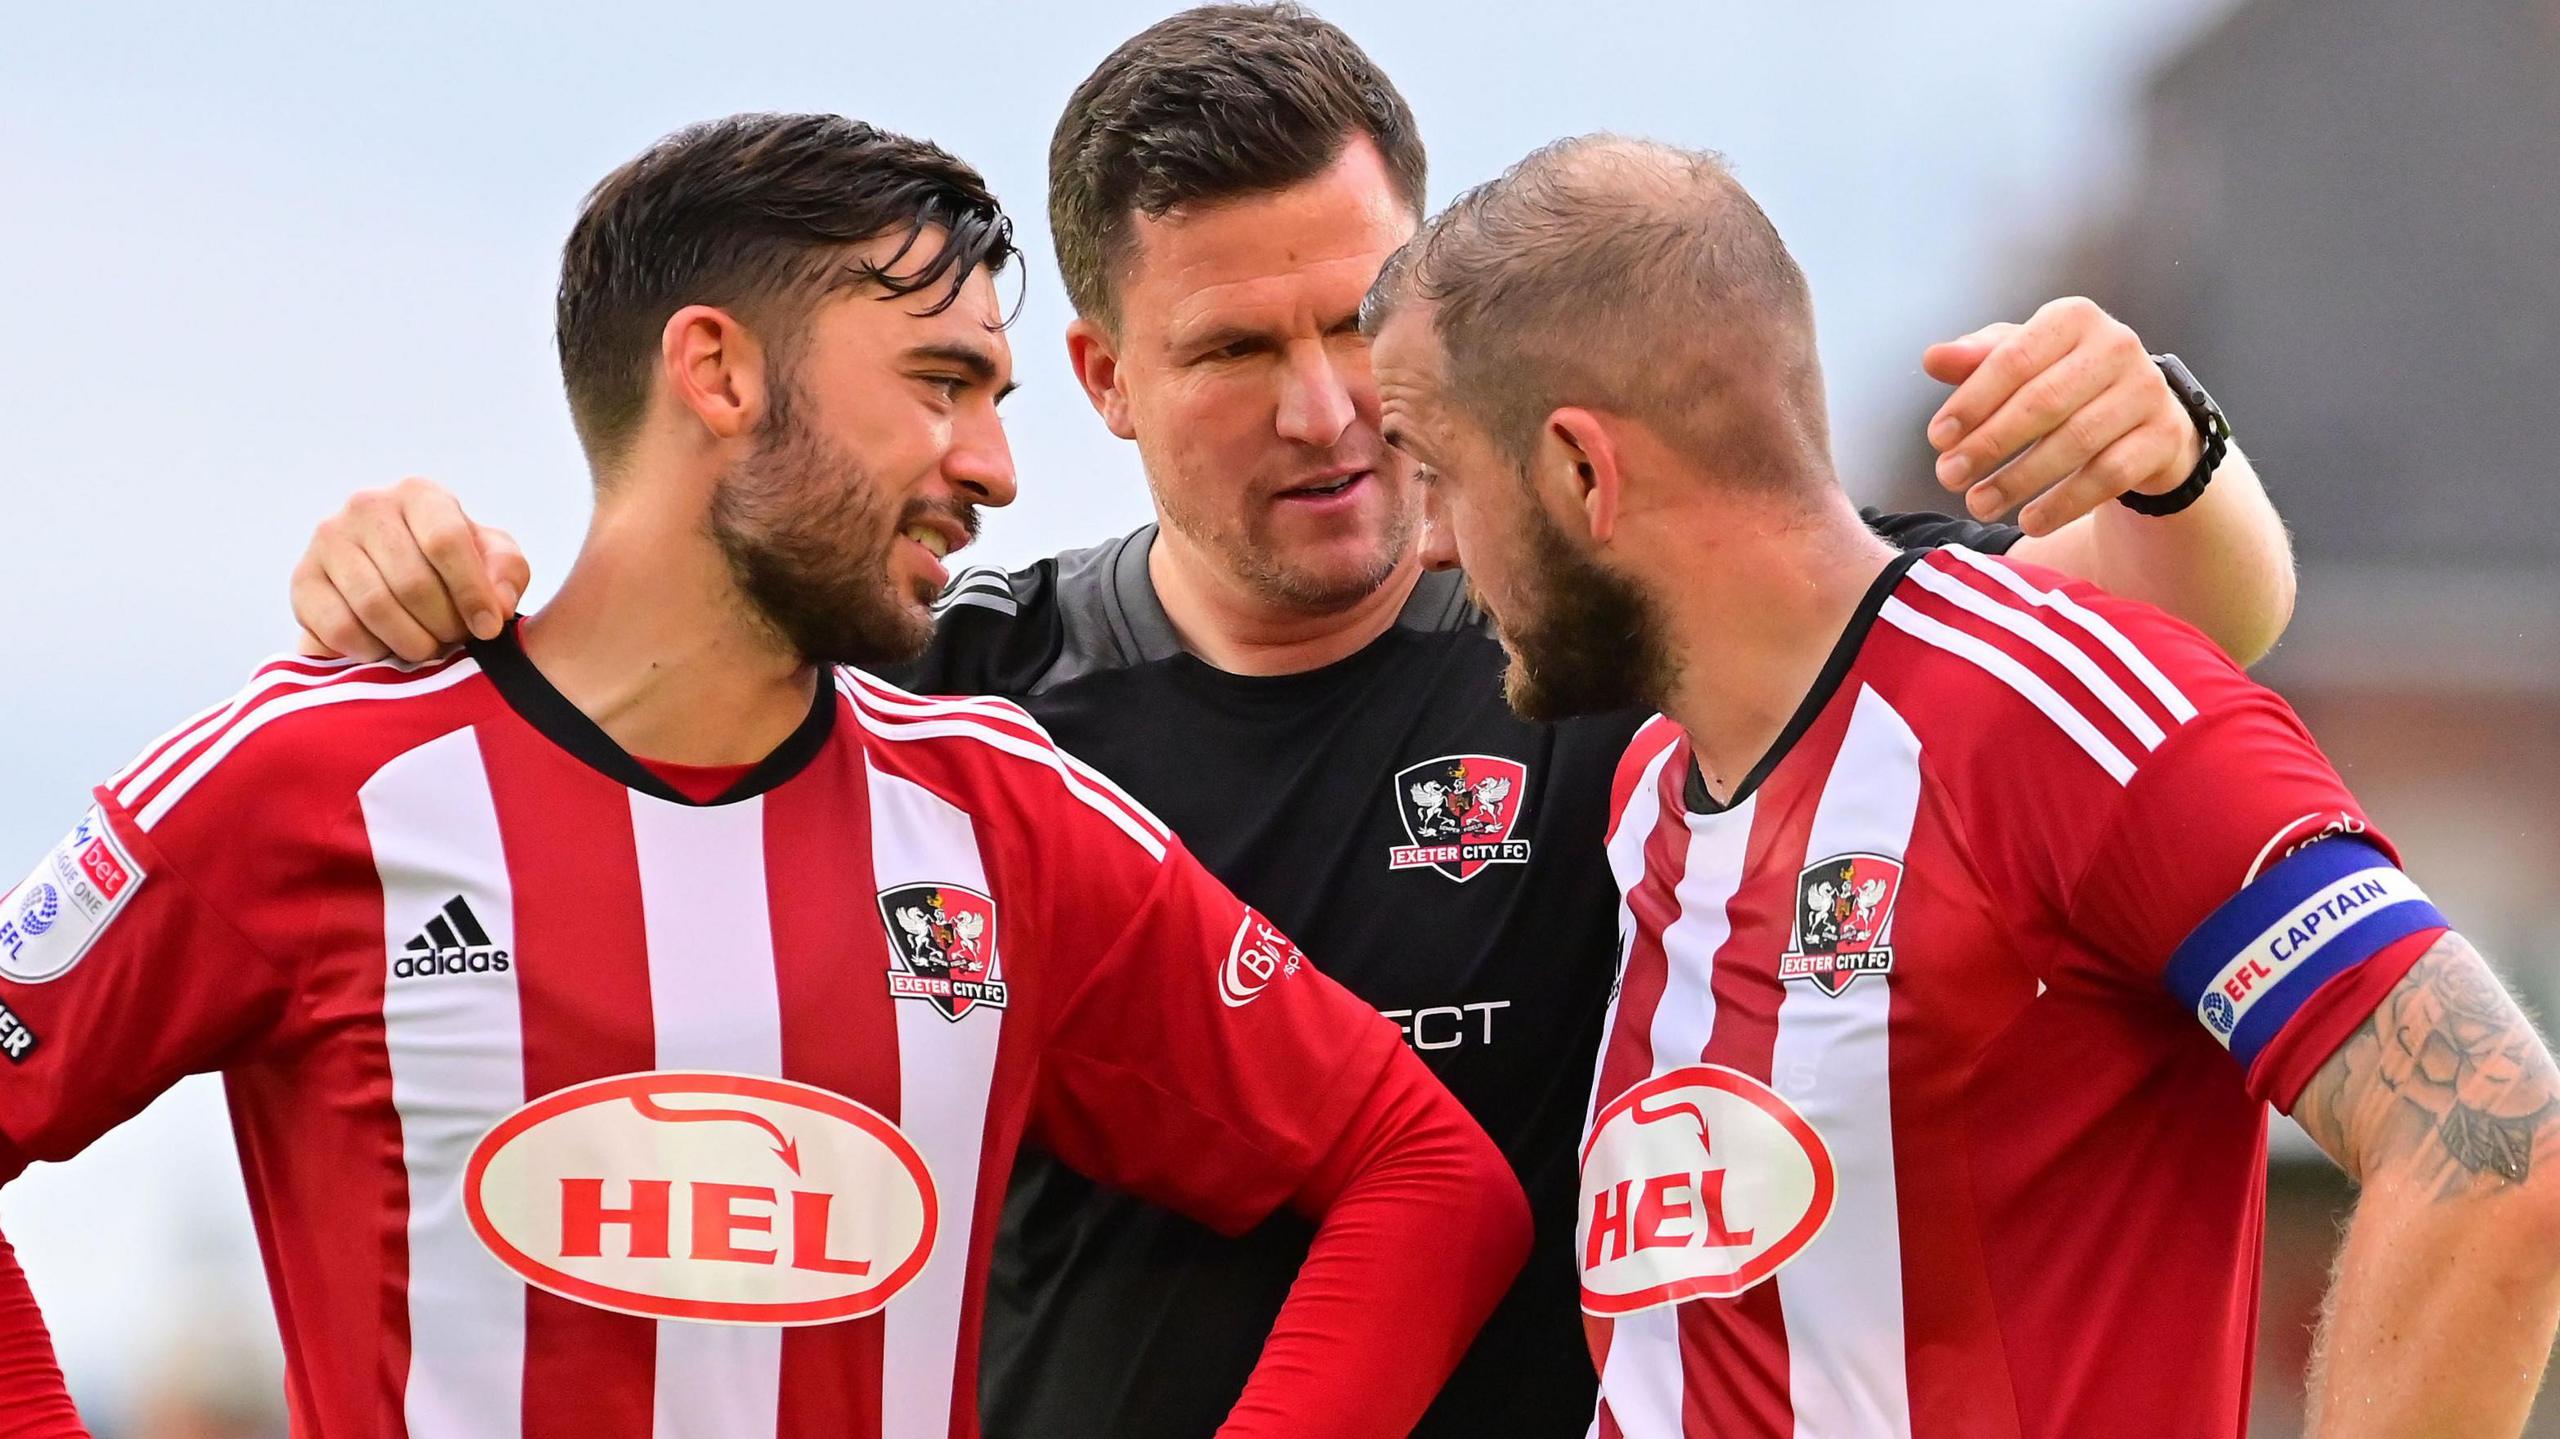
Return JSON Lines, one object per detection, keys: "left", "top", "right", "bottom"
{"left": 1931, "top": 568, "right": 2449, "bottom": 1109}
{"left": 0, "top": 1227, "right": 83, "bottom": 1437}
{"left": 0, "top": 783, "right": 293, "bottom": 1435}
{"left": 0, "top": 789, "right": 291, "bottom": 1170}
{"left": 1216, "top": 1047, "right": 1530, "bottom": 1439}
{"left": 1031, "top": 830, "right": 1408, "bottom": 1234}
{"left": 2061, "top": 694, "right": 2445, "bottom": 1108}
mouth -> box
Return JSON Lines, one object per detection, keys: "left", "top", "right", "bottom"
{"left": 1275, "top": 468, "right": 1375, "bottom": 505}
{"left": 900, "top": 524, "right": 956, "bottom": 561}
{"left": 896, "top": 512, "right": 972, "bottom": 595}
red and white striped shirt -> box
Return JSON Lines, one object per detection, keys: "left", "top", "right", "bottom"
{"left": 0, "top": 632, "right": 1422, "bottom": 1437}
{"left": 1581, "top": 547, "right": 2446, "bottom": 1439}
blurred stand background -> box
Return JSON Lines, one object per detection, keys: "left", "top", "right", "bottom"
{"left": 4, "top": 0, "right": 2554, "bottom": 1433}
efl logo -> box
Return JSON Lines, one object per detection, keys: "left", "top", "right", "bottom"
{"left": 0, "top": 805, "right": 145, "bottom": 985}
{"left": 1578, "top": 1064, "right": 1835, "bottom": 1316}
{"left": 1389, "top": 755, "right": 1533, "bottom": 883}
{"left": 465, "top": 1071, "right": 937, "bottom": 1325}
{"left": 1219, "top": 911, "right": 1306, "bottom": 1008}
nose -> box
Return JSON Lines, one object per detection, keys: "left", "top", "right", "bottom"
{"left": 1419, "top": 486, "right": 1459, "bottom": 571}
{"left": 1275, "top": 342, "right": 1356, "bottom": 448}
{"left": 946, "top": 405, "right": 1018, "bottom": 511}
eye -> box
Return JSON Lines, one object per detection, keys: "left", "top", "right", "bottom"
{"left": 922, "top": 374, "right": 967, "bottom": 403}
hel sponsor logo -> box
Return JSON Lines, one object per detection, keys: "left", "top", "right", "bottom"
{"left": 0, "top": 1001, "right": 38, "bottom": 1064}
{"left": 1219, "top": 911, "right": 1307, "bottom": 1008}
{"left": 1578, "top": 1064, "right": 1836, "bottom": 1315}
{"left": 2245, "top": 811, "right": 2370, "bottom": 885}
{"left": 0, "top": 805, "right": 145, "bottom": 985}
{"left": 392, "top": 895, "right": 510, "bottom": 980}
{"left": 1779, "top": 853, "right": 1903, "bottom": 997}
{"left": 1389, "top": 755, "right": 1533, "bottom": 882}
{"left": 2195, "top": 865, "right": 2429, "bottom": 1045}
{"left": 464, "top": 1070, "right": 936, "bottom": 1325}
{"left": 879, "top": 883, "right": 1005, "bottom": 1022}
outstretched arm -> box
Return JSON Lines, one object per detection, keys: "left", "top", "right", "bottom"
{"left": 2290, "top": 931, "right": 2560, "bottom": 1437}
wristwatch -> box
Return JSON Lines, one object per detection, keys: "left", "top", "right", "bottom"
{"left": 2120, "top": 353, "right": 2231, "bottom": 517}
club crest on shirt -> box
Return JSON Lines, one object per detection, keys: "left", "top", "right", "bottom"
{"left": 877, "top": 883, "right": 1006, "bottom": 1022}
{"left": 1778, "top": 853, "right": 1903, "bottom": 997}
{"left": 1388, "top": 754, "right": 1532, "bottom": 883}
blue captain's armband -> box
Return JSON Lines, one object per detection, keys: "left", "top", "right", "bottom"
{"left": 2164, "top": 835, "right": 2445, "bottom": 1068}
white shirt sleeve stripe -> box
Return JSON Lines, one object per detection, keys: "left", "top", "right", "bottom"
{"left": 931, "top": 592, "right": 1018, "bottom": 618}
{"left": 841, "top": 681, "right": 1169, "bottom": 863}
{"left": 838, "top": 670, "right": 1172, "bottom": 846}
{"left": 108, "top": 696, "right": 235, "bottom": 792}
{"left": 116, "top": 655, "right": 424, "bottom": 809}
{"left": 1939, "top": 547, "right": 2198, "bottom": 722}
{"left": 1879, "top": 597, "right": 2135, "bottom": 784}
{"left": 137, "top": 661, "right": 486, "bottom": 830}
{"left": 1905, "top": 561, "right": 2169, "bottom": 749}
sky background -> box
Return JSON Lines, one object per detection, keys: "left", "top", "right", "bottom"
{"left": 0, "top": 0, "right": 2228, "bottom": 1416}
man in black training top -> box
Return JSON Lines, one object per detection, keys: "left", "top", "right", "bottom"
{"left": 287, "top": 8, "right": 2301, "bottom": 1433}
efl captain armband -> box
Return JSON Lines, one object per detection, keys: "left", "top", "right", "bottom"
{"left": 2162, "top": 834, "right": 2445, "bottom": 1068}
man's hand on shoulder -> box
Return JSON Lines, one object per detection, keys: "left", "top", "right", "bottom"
{"left": 291, "top": 478, "right": 529, "bottom": 662}
{"left": 1920, "top": 296, "right": 2202, "bottom": 537}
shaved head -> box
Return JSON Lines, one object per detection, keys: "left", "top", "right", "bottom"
{"left": 1363, "top": 134, "right": 1831, "bottom": 493}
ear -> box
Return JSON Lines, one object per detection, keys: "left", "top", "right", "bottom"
{"left": 659, "top": 304, "right": 768, "bottom": 442}
{"left": 1065, "top": 316, "right": 1137, "bottom": 440}
{"left": 1541, "top": 407, "right": 1626, "bottom": 545}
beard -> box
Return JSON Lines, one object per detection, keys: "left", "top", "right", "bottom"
{"left": 707, "top": 379, "right": 975, "bottom": 669}
{"left": 1490, "top": 499, "right": 1673, "bottom": 723}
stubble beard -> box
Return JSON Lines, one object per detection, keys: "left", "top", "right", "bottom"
{"left": 1154, "top": 470, "right": 1421, "bottom": 617}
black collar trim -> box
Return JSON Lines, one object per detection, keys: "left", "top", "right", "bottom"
{"left": 466, "top": 621, "right": 836, "bottom": 806}
{"left": 1686, "top": 548, "right": 1922, "bottom": 815}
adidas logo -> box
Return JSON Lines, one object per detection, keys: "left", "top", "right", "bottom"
{"left": 393, "top": 895, "right": 511, "bottom": 980}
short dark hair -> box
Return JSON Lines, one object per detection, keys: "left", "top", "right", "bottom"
{"left": 557, "top": 113, "right": 1015, "bottom": 467}
{"left": 1048, "top": 3, "right": 1427, "bottom": 327}
{"left": 1364, "top": 135, "right": 1829, "bottom": 486}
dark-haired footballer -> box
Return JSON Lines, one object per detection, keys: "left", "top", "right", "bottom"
{"left": 0, "top": 112, "right": 1528, "bottom": 1439}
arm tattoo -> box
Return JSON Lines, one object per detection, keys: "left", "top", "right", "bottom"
{"left": 2291, "top": 931, "right": 2560, "bottom": 1195}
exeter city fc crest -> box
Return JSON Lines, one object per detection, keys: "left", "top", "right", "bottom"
{"left": 877, "top": 884, "right": 1007, "bottom": 1022}
{"left": 1389, "top": 754, "right": 1533, "bottom": 883}
{"left": 1778, "top": 854, "right": 1903, "bottom": 997}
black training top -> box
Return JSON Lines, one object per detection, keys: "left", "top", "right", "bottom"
{"left": 885, "top": 509, "right": 2020, "bottom": 1439}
